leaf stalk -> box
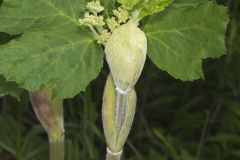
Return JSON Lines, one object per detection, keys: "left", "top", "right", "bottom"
{"left": 29, "top": 89, "right": 64, "bottom": 160}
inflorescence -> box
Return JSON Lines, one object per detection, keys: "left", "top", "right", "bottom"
{"left": 79, "top": 1, "right": 130, "bottom": 45}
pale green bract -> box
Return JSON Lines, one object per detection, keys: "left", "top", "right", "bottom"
{"left": 102, "top": 75, "right": 137, "bottom": 152}
{"left": 143, "top": 1, "right": 229, "bottom": 80}
{"left": 0, "top": 0, "right": 104, "bottom": 99}
{"left": 105, "top": 20, "right": 147, "bottom": 92}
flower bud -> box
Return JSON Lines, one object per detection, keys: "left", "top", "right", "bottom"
{"left": 105, "top": 20, "right": 147, "bottom": 92}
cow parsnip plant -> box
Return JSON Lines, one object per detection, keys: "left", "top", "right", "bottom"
{"left": 0, "top": 0, "right": 229, "bottom": 160}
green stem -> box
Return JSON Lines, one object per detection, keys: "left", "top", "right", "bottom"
{"left": 88, "top": 25, "right": 99, "bottom": 38}
{"left": 29, "top": 89, "right": 65, "bottom": 160}
{"left": 106, "top": 148, "right": 122, "bottom": 160}
{"left": 49, "top": 136, "right": 64, "bottom": 160}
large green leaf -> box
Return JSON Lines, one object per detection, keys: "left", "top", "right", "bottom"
{"left": 0, "top": 75, "right": 22, "bottom": 98}
{"left": 172, "top": 0, "right": 209, "bottom": 8}
{"left": 143, "top": 1, "right": 229, "bottom": 81}
{"left": 0, "top": 0, "right": 104, "bottom": 99}
{"left": 0, "top": 0, "right": 86, "bottom": 34}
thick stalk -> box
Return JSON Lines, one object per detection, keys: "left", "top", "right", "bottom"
{"left": 30, "top": 89, "right": 64, "bottom": 160}
{"left": 49, "top": 136, "right": 64, "bottom": 160}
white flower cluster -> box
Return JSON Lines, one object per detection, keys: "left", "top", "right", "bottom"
{"left": 79, "top": 1, "right": 130, "bottom": 45}
{"left": 79, "top": 12, "right": 105, "bottom": 27}
{"left": 86, "top": 0, "right": 104, "bottom": 13}
{"left": 106, "top": 17, "right": 119, "bottom": 32}
{"left": 113, "top": 7, "right": 129, "bottom": 24}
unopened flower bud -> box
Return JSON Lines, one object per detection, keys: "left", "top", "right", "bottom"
{"left": 113, "top": 7, "right": 129, "bottom": 24}
{"left": 86, "top": 1, "right": 104, "bottom": 13}
{"left": 105, "top": 21, "right": 147, "bottom": 92}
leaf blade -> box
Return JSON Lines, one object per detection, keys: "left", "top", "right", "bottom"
{"left": 0, "top": 29, "right": 103, "bottom": 98}
{"left": 0, "top": 75, "right": 22, "bottom": 98}
{"left": 143, "top": 1, "right": 229, "bottom": 80}
{"left": 0, "top": 0, "right": 84, "bottom": 34}
{"left": 0, "top": 0, "right": 104, "bottom": 99}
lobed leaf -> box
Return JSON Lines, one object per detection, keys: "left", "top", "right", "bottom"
{"left": 143, "top": 1, "right": 229, "bottom": 81}
{"left": 0, "top": 30, "right": 103, "bottom": 98}
{"left": 0, "top": 0, "right": 104, "bottom": 99}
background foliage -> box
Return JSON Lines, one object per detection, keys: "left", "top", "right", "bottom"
{"left": 0, "top": 0, "right": 239, "bottom": 160}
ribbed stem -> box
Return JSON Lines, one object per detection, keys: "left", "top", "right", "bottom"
{"left": 106, "top": 148, "right": 122, "bottom": 160}
{"left": 49, "top": 137, "right": 64, "bottom": 160}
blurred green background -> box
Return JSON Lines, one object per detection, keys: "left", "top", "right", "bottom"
{"left": 0, "top": 0, "right": 239, "bottom": 160}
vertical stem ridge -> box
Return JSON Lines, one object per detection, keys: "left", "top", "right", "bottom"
{"left": 115, "top": 90, "right": 129, "bottom": 136}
